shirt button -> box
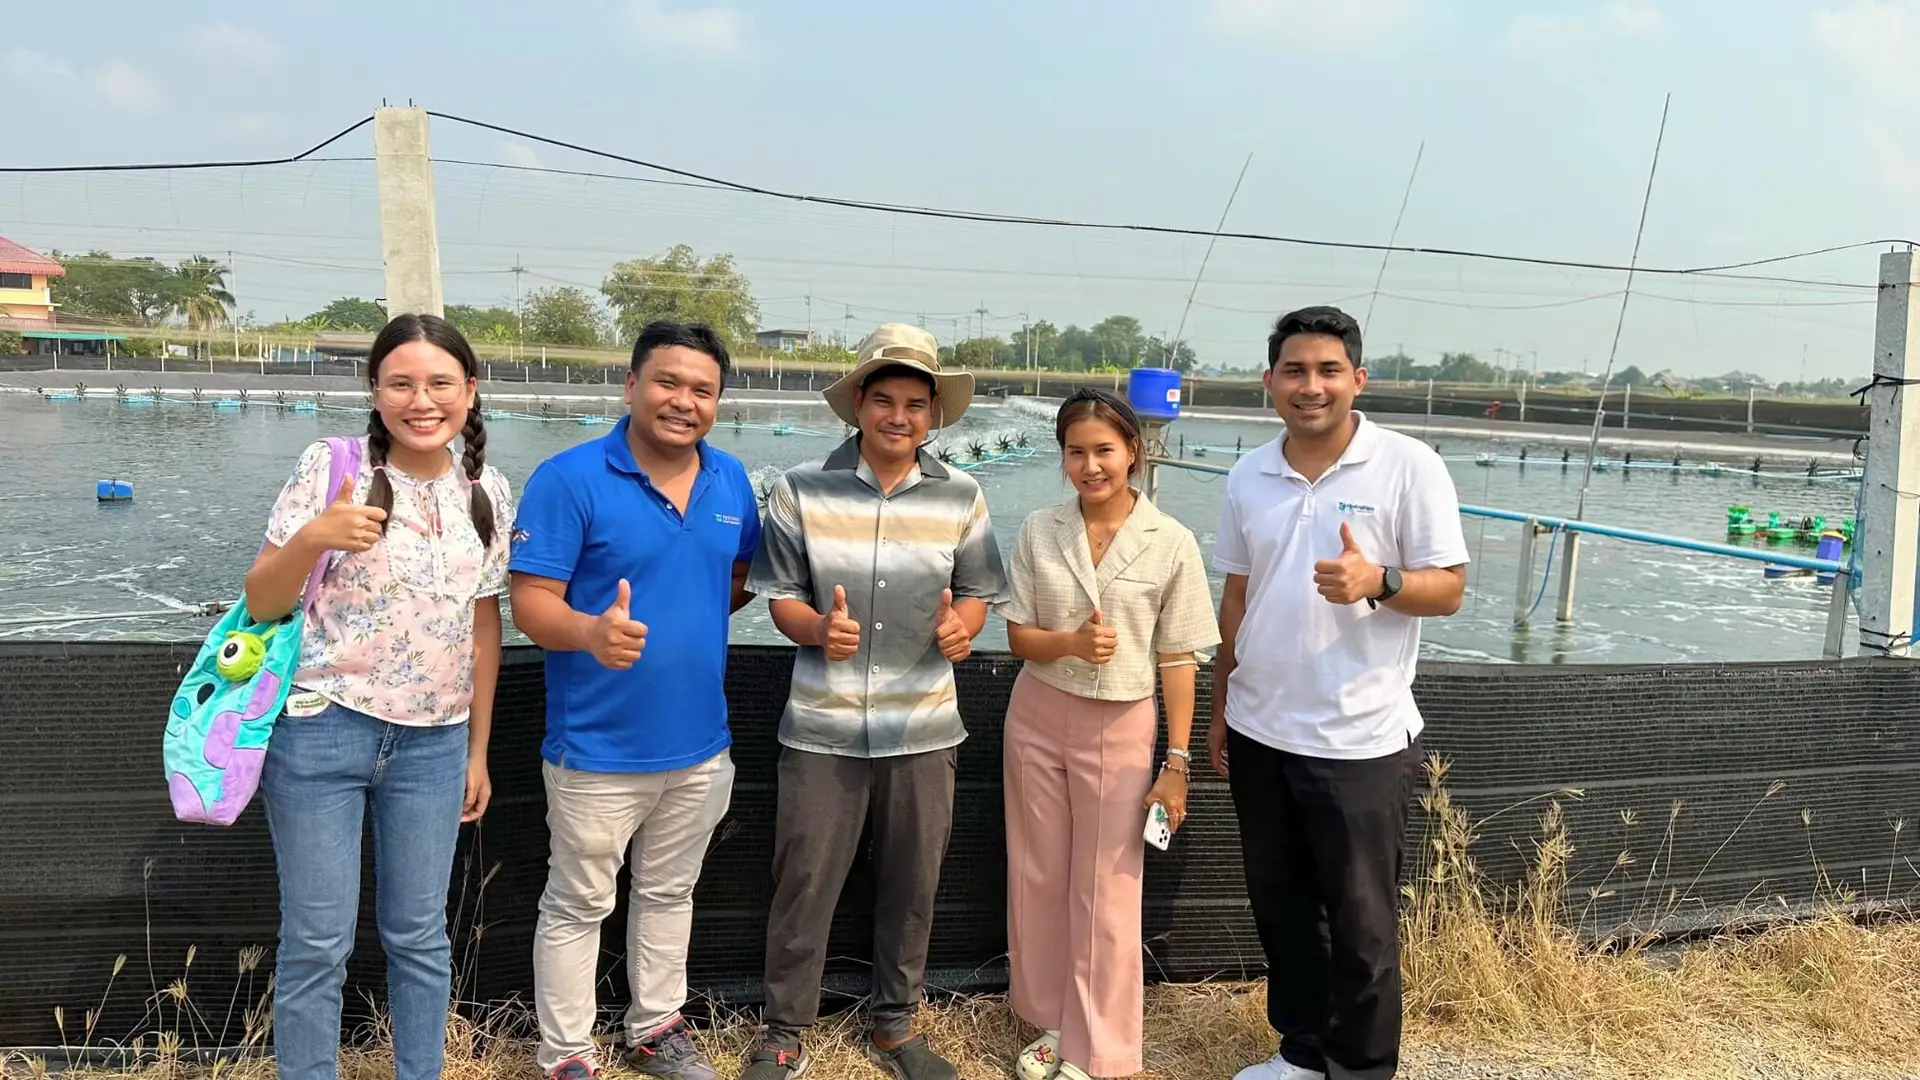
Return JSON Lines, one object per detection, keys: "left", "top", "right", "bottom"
{"left": 871, "top": 664, "right": 881, "bottom": 673}
{"left": 877, "top": 580, "right": 887, "bottom": 588}
{"left": 874, "top": 622, "right": 884, "bottom": 630}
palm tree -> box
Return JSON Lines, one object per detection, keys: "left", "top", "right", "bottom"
{"left": 173, "top": 256, "right": 236, "bottom": 335}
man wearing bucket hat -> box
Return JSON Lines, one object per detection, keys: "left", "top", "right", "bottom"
{"left": 741, "top": 323, "right": 1009, "bottom": 1080}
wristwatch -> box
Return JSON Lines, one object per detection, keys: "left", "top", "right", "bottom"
{"left": 1367, "top": 567, "right": 1403, "bottom": 610}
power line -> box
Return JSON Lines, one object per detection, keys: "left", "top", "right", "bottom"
{"left": 8, "top": 110, "right": 1907, "bottom": 298}
{"left": 421, "top": 111, "right": 1916, "bottom": 284}
{"left": 0, "top": 117, "right": 374, "bottom": 174}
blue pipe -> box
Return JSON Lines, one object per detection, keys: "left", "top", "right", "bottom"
{"left": 1459, "top": 504, "right": 1843, "bottom": 573}
{"left": 1146, "top": 457, "right": 1845, "bottom": 574}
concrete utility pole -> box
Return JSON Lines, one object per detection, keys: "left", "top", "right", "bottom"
{"left": 1857, "top": 249, "right": 1920, "bottom": 657}
{"left": 374, "top": 106, "right": 445, "bottom": 318}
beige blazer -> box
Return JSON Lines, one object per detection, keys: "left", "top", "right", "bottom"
{"left": 999, "top": 491, "right": 1221, "bottom": 702}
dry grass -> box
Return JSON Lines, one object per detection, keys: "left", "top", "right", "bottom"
{"left": 16, "top": 756, "right": 1920, "bottom": 1080}
{"left": 1397, "top": 756, "right": 1920, "bottom": 1079}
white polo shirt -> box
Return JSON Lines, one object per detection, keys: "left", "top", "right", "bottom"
{"left": 1213, "top": 413, "right": 1469, "bottom": 760}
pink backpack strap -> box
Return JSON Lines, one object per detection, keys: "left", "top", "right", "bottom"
{"left": 299, "top": 436, "right": 364, "bottom": 617}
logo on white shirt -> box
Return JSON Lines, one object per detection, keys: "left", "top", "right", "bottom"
{"left": 1336, "top": 500, "right": 1377, "bottom": 515}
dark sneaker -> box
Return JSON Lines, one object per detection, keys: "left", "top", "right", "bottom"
{"left": 737, "top": 1045, "right": 809, "bottom": 1080}
{"left": 864, "top": 1035, "right": 957, "bottom": 1080}
{"left": 545, "top": 1056, "right": 601, "bottom": 1080}
{"left": 619, "top": 1020, "right": 717, "bottom": 1080}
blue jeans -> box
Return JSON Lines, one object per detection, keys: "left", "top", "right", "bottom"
{"left": 262, "top": 702, "right": 468, "bottom": 1080}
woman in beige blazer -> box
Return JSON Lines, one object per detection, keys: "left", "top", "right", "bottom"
{"left": 998, "top": 389, "right": 1222, "bottom": 1080}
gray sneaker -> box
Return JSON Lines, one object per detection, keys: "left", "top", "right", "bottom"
{"left": 544, "top": 1056, "right": 600, "bottom": 1080}
{"left": 618, "top": 1021, "right": 717, "bottom": 1080}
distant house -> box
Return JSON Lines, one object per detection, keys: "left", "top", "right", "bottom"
{"left": 0, "top": 238, "right": 124, "bottom": 358}
{"left": 755, "top": 328, "right": 815, "bottom": 353}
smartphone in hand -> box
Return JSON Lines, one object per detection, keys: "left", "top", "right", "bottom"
{"left": 1144, "top": 801, "right": 1172, "bottom": 851}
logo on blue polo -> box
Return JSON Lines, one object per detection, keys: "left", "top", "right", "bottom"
{"left": 511, "top": 527, "right": 531, "bottom": 547}
{"left": 1337, "top": 500, "right": 1376, "bottom": 515}
{"left": 714, "top": 513, "right": 743, "bottom": 526}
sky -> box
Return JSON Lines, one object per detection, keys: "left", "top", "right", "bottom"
{"left": 3, "top": 0, "right": 1918, "bottom": 381}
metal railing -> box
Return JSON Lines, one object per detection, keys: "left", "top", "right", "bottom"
{"left": 1146, "top": 454, "right": 1855, "bottom": 659}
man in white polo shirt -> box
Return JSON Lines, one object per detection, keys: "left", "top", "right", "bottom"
{"left": 1210, "top": 305, "right": 1468, "bottom": 1080}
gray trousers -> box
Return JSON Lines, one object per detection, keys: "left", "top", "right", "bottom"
{"left": 761, "top": 745, "right": 957, "bottom": 1049}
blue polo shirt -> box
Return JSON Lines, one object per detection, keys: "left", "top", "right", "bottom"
{"left": 509, "top": 417, "right": 761, "bottom": 773}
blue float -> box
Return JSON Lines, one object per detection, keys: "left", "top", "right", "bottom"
{"left": 1127, "top": 367, "right": 1182, "bottom": 422}
{"left": 96, "top": 480, "right": 133, "bottom": 502}
{"left": 212, "top": 399, "right": 243, "bottom": 410}
{"left": 122, "top": 396, "right": 154, "bottom": 406}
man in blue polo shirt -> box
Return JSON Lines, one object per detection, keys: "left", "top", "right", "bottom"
{"left": 509, "top": 320, "right": 760, "bottom": 1080}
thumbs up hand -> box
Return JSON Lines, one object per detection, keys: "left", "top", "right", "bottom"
{"left": 819, "top": 584, "right": 862, "bottom": 661}
{"left": 589, "top": 578, "right": 649, "bottom": 669}
{"left": 299, "top": 474, "right": 389, "bottom": 554}
{"left": 1072, "top": 607, "right": 1119, "bottom": 665}
{"left": 1312, "top": 522, "right": 1384, "bottom": 606}
{"left": 933, "top": 587, "right": 973, "bottom": 663}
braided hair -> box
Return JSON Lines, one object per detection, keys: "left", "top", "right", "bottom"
{"left": 364, "top": 313, "right": 496, "bottom": 549}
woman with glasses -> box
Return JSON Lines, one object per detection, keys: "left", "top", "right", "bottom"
{"left": 242, "top": 313, "right": 514, "bottom": 1080}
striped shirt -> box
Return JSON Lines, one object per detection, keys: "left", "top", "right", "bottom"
{"left": 749, "top": 436, "right": 1011, "bottom": 758}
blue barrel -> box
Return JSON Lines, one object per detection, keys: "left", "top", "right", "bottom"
{"left": 1815, "top": 530, "right": 1844, "bottom": 585}
{"left": 1127, "top": 367, "right": 1183, "bottom": 422}
{"left": 96, "top": 480, "right": 133, "bottom": 501}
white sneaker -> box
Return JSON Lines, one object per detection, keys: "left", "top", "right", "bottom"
{"left": 1233, "top": 1052, "right": 1325, "bottom": 1080}
{"left": 1014, "top": 1030, "right": 1062, "bottom": 1080}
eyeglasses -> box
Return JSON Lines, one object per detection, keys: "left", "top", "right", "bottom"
{"left": 376, "top": 377, "right": 469, "bottom": 406}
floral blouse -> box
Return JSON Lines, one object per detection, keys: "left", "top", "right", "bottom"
{"left": 265, "top": 437, "right": 514, "bottom": 727}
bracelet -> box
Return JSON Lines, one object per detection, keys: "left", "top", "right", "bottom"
{"left": 1161, "top": 756, "right": 1190, "bottom": 776}
{"left": 1166, "top": 747, "right": 1191, "bottom": 760}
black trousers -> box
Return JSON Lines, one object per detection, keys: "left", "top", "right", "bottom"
{"left": 1227, "top": 727, "right": 1421, "bottom": 1080}
{"left": 761, "top": 745, "right": 957, "bottom": 1050}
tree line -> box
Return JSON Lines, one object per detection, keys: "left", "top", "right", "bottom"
{"left": 40, "top": 245, "right": 761, "bottom": 353}
{"left": 48, "top": 251, "right": 236, "bottom": 331}
{"left": 284, "top": 244, "right": 761, "bottom": 351}
{"left": 34, "top": 248, "right": 1859, "bottom": 394}
{"left": 946, "top": 316, "right": 1199, "bottom": 373}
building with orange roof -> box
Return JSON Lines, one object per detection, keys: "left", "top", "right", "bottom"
{"left": 0, "top": 238, "right": 124, "bottom": 358}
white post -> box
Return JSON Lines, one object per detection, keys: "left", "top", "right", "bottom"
{"left": 1518, "top": 381, "right": 1527, "bottom": 424}
{"left": 1622, "top": 382, "right": 1632, "bottom": 430}
{"left": 1746, "top": 387, "right": 1756, "bottom": 434}
{"left": 373, "top": 107, "right": 445, "bottom": 318}
{"left": 1556, "top": 533, "right": 1580, "bottom": 623}
{"left": 1513, "top": 518, "right": 1538, "bottom": 628}
{"left": 1856, "top": 249, "right": 1920, "bottom": 657}
{"left": 1825, "top": 571, "right": 1853, "bottom": 660}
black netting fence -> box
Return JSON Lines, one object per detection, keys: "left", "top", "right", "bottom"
{"left": 3, "top": 644, "right": 1917, "bottom": 1048}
